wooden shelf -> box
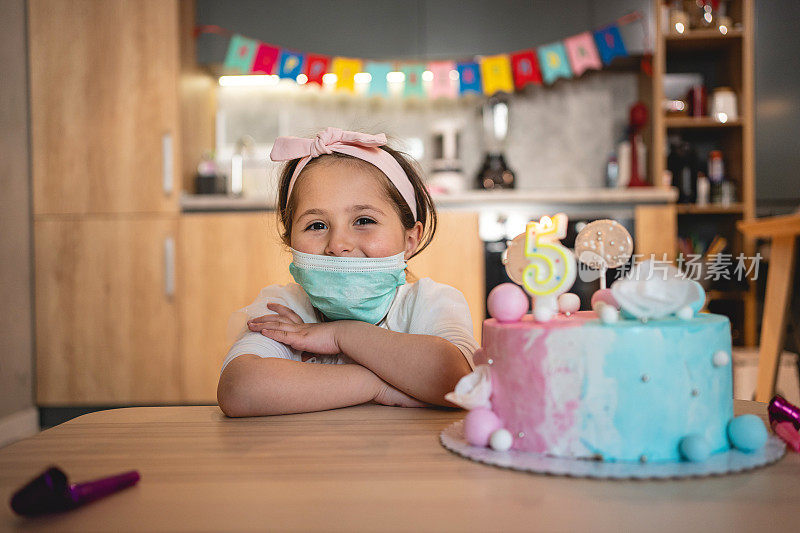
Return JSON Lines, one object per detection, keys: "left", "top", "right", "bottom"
{"left": 653, "top": 0, "right": 756, "bottom": 345}
{"left": 665, "top": 117, "right": 743, "bottom": 129}
{"left": 676, "top": 203, "right": 744, "bottom": 215}
{"left": 665, "top": 28, "right": 743, "bottom": 50}
{"left": 665, "top": 28, "right": 743, "bottom": 41}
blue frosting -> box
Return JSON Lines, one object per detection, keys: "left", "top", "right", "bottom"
{"left": 579, "top": 313, "right": 733, "bottom": 462}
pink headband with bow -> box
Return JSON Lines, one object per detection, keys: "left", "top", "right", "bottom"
{"left": 269, "top": 127, "right": 417, "bottom": 220}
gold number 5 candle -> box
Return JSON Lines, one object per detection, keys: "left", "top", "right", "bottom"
{"left": 522, "top": 214, "right": 577, "bottom": 322}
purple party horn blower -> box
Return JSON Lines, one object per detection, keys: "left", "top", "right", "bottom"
{"left": 10, "top": 466, "right": 140, "bottom": 516}
{"left": 768, "top": 395, "right": 800, "bottom": 430}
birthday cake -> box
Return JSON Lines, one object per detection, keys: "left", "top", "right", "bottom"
{"left": 446, "top": 215, "right": 768, "bottom": 464}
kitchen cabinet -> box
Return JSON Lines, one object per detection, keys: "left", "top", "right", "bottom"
{"left": 35, "top": 217, "right": 180, "bottom": 405}
{"left": 177, "top": 210, "right": 484, "bottom": 403}
{"left": 408, "top": 211, "right": 485, "bottom": 341}
{"left": 178, "top": 212, "right": 292, "bottom": 402}
{"left": 28, "top": 0, "right": 179, "bottom": 215}
{"left": 30, "top": 0, "right": 183, "bottom": 405}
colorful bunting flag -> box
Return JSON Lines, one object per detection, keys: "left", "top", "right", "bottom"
{"left": 304, "top": 54, "right": 330, "bottom": 85}
{"left": 365, "top": 61, "right": 392, "bottom": 96}
{"left": 537, "top": 42, "right": 573, "bottom": 85}
{"left": 479, "top": 54, "right": 515, "bottom": 96}
{"left": 252, "top": 43, "right": 280, "bottom": 75}
{"left": 278, "top": 50, "right": 305, "bottom": 80}
{"left": 331, "top": 57, "right": 363, "bottom": 92}
{"left": 427, "top": 61, "right": 457, "bottom": 99}
{"left": 401, "top": 63, "right": 426, "bottom": 98}
{"left": 564, "top": 32, "right": 602, "bottom": 77}
{"left": 219, "top": 12, "right": 636, "bottom": 97}
{"left": 223, "top": 35, "right": 258, "bottom": 73}
{"left": 594, "top": 25, "right": 628, "bottom": 65}
{"left": 509, "top": 50, "right": 542, "bottom": 89}
{"left": 456, "top": 62, "right": 482, "bottom": 95}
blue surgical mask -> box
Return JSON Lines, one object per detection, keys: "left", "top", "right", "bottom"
{"left": 289, "top": 249, "right": 407, "bottom": 324}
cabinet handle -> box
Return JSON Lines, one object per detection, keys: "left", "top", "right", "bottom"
{"left": 164, "top": 236, "right": 175, "bottom": 299}
{"left": 162, "top": 133, "right": 173, "bottom": 196}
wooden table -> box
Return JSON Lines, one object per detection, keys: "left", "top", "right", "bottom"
{"left": 1, "top": 401, "right": 798, "bottom": 532}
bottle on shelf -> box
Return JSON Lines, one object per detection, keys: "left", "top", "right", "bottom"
{"left": 708, "top": 149, "right": 725, "bottom": 204}
{"left": 696, "top": 173, "right": 710, "bottom": 206}
{"left": 667, "top": 136, "right": 698, "bottom": 203}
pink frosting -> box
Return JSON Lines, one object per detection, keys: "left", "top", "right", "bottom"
{"left": 483, "top": 312, "right": 591, "bottom": 453}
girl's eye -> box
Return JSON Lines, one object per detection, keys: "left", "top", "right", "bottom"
{"left": 305, "top": 221, "right": 327, "bottom": 231}
{"left": 355, "top": 217, "right": 376, "bottom": 226}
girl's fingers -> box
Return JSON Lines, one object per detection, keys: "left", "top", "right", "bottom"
{"left": 247, "top": 315, "right": 293, "bottom": 329}
{"left": 266, "top": 303, "right": 304, "bottom": 324}
{"left": 261, "top": 328, "right": 299, "bottom": 345}
{"left": 259, "top": 321, "right": 302, "bottom": 334}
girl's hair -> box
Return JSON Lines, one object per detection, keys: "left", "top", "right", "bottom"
{"left": 275, "top": 144, "right": 437, "bottom": 260}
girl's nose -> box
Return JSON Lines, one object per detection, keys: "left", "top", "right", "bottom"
{"left": 324, "top": 228, "right": 355, "bottom": 256}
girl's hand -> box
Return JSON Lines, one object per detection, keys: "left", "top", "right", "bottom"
{"left": 373, "top": 381, "right": 426, "bottom": 408}
{"left": 248, "top": 304, "right": 341, "bottom": 355}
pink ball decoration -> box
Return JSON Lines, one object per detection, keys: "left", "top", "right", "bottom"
{"left": 487, "top": 283, "right": 529, "bottom": 323}
{"left": 591, "top": 288, "right": 619, "bottom": 311}
{"left": 464, "top": 407, "right": 503, "bottom": 447}
{"left": 558, "top": 293, "right": 581, "bottom": 314}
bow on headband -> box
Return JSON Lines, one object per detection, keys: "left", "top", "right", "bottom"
{"left": 270, "top": 127, "right": 417, "bottom": 220}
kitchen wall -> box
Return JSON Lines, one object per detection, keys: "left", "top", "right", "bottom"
{"left": 201, "top": 0, "right": 650, "bottom": 194}
{"left": 199, "top": 0, "right": 799, "bottom": 208}
{"left": 754, "top": 0, "right": 800, "bottom": 209}
{"left": 0, "top": 0, "right": 37, "bottom": 444}
{"left": 216, "top": 71, "right": 640, "bottom": 194}
{"left": 196, "top": 0, "right": 651, "bottom": 63}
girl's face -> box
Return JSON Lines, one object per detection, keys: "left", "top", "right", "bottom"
{"left": 290, "top": 160, "right": 423, "bottom": 259}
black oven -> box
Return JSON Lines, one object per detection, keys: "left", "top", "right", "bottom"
{"left": 483, "top": 215, "right": 634, "bottom": 316}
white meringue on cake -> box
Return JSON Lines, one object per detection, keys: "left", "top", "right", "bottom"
{"left": 444, "top": 365, "right": 492, "bottom": 410}
{"left": 611, "top": 260, "right": 705, "bottom": 320}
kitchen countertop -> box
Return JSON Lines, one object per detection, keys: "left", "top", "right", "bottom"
{"left": 180, "top": 187, "right": 678, "bottom": 213}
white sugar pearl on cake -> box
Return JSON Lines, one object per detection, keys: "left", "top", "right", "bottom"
{"left": 676, "top": 306, "right": 694, "bottom": 320}
{"left": 713, "top": 350, "right": 730, "bottom": 367}
{"left": 598, "top": 305, "right": 619, "bottom": 324}
{"left": 489, "top": 429, "right": 513, "bottom": 452}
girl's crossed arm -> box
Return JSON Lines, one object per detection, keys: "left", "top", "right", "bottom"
{"left": 217, "top": 355, "right": 423, "bottom": 417}
{"left": 251, "top": 304, "right": 471, "bottom": 406}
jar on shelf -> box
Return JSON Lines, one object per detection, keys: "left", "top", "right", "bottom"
{"left": 710, "top": 87, "right": 738, "bottom": 122}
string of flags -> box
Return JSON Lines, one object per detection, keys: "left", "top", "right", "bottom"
{"left": 213, "top": 11, "right": 646, "bottom": 98}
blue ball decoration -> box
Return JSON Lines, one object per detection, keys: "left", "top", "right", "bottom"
{"left": 679, "top": 434, "right": 711, "bottom": 462}
{"left": 727, "top": 414, "right": 768, "bottom": 452}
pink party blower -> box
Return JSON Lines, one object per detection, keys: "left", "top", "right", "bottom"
{"left": 10, "top": 466, "right": 140, "bottom": 516}
{"left": 771, "top": 421, "right": 800, "bottom": 452}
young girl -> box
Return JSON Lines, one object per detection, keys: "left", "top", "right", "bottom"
{"left": 217, "top": 127, "right": 478, "bottom": 417}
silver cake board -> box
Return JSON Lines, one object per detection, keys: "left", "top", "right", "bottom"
{"left": 440, "top": 420, "right": 786, "bottom": 480}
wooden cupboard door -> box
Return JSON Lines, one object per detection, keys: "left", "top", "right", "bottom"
{"left": 35, "top": 216, "right": 180, "bottom": 404}
{"left": 178, "top": 213, "right": 292, "bottom": 403}
{"left": 634, "top": 204, "right": 678, "bottom": 262}
{"left": 408, "top": 211, "right": 485, "bottom": 341}
{"left": 28, "top": 0, "right": 179, "bottom": 215}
